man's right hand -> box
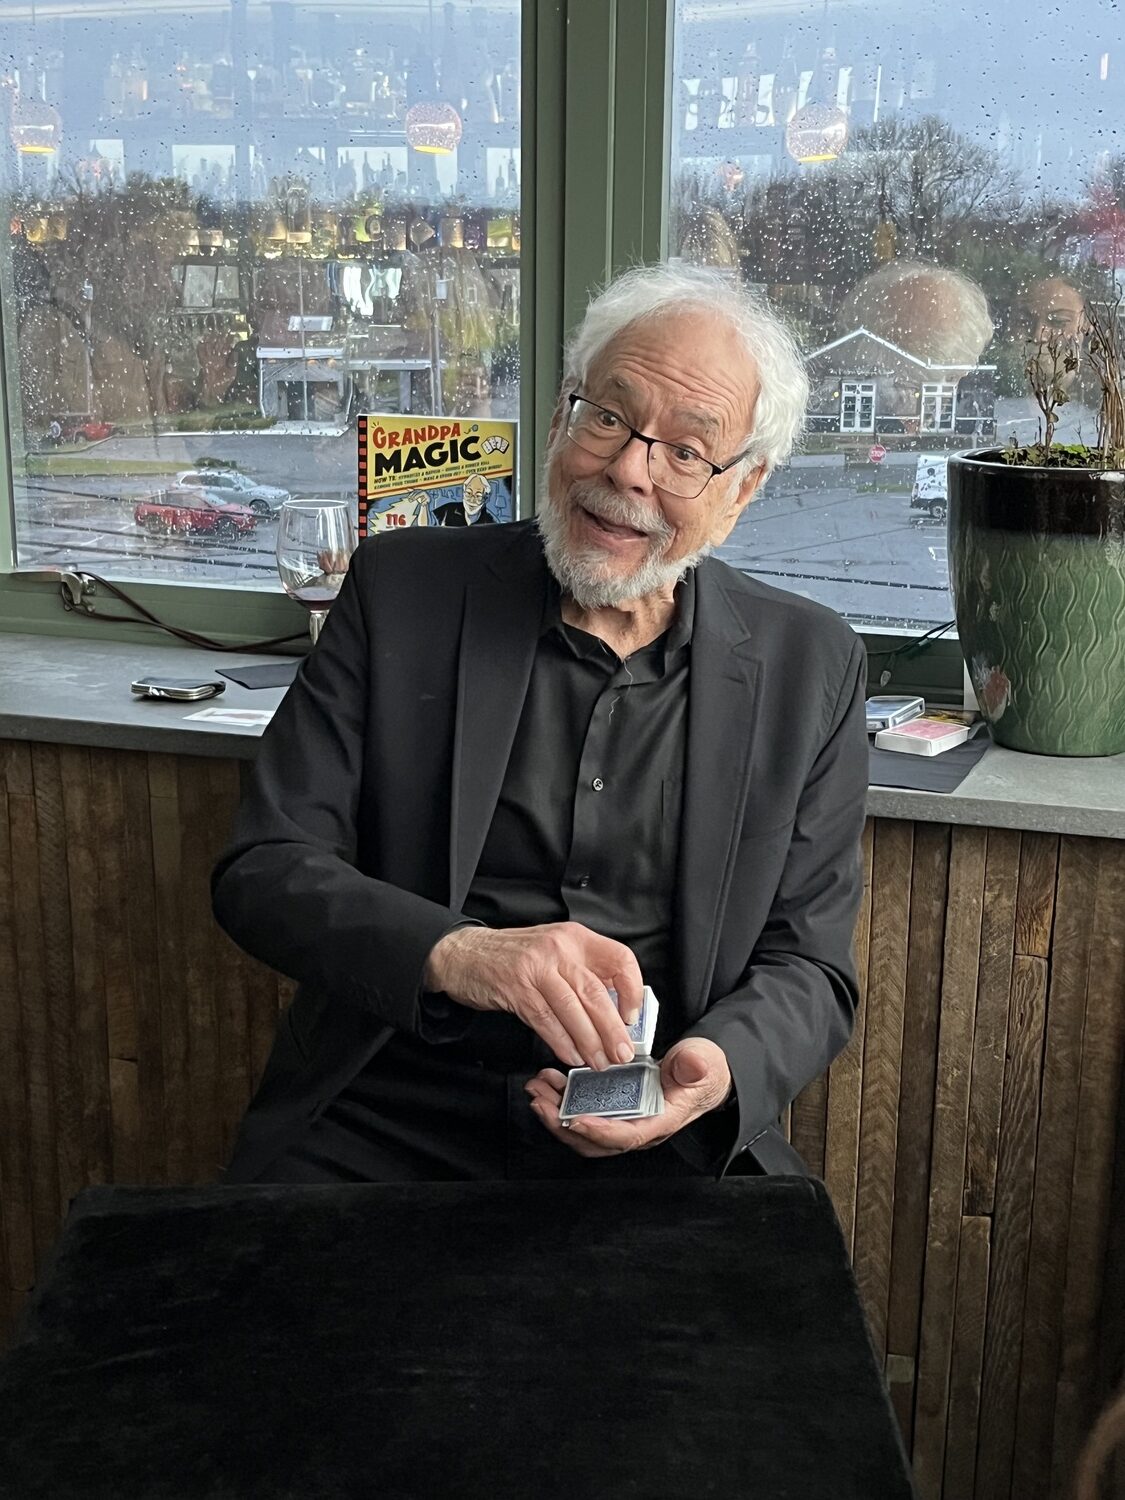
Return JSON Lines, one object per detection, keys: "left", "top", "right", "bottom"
{"left": 423, "top": 922, "right": 642, "bottom": 1071}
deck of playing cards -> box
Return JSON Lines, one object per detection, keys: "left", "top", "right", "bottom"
{"left": 558, "top": 985, "right": 664, "bottom": 1125}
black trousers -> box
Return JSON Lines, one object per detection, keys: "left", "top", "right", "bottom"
{"left": 247, "top": 1024, "right": 715, "bottom": 1185}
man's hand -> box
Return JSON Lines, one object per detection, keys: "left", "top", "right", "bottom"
{"left": 423, "top": 922, "right": 643, "bottom": 1071}
{"left": 523, "top": 1038, "right": 732, "bottom": 1158}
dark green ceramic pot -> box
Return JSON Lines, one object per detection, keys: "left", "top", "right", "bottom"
{"left": 947, "top": 451, "right": 1125, "bottom": 756}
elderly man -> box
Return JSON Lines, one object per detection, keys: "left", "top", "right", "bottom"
{"left": 212, "top": 263, "right": 868, "bottom": 1183}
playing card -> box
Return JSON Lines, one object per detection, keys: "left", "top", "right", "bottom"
{"left": 558, "top": 1058, "right": 665, "bottom": 1124}
{"left": 606, "top": 984, "right": 659, "bottom": 1057}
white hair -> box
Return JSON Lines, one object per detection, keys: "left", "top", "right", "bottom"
{"left": 563, "top": 263, "right": 809, "bottom": 475}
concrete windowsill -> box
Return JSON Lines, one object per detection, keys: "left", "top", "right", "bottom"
{"left": 2, "top": 633, "right": 1124, "bottom": 839}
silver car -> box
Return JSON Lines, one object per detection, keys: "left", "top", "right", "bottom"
{"left": 176, "top": 469, "right": 290, "bottom": 516}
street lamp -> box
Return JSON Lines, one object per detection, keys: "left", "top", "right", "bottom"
{"left": 81, "top": 279, "right": 93, "bottom": 414}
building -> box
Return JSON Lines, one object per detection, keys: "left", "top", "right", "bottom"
{"left": 805, "top": 326, "right": 996, "bottom": 440}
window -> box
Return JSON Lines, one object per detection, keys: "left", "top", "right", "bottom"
{"left": 840, "top": 380, "right": 875, "bottom": 432}
{"left": 0, "top": 1, "right": 521, "bottom": 590}
{"left": 669, "top": 0, "right": 1122, "bottom": 628}
{"left": 921, "top": 382, "right": 956, "bottom": 432}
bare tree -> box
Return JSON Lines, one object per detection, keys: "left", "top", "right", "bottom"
{"left": 844, "top": 116, "right": 1017, "bottom": 260}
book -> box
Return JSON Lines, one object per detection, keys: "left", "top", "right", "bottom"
{"left": 873, "top": 717, "right": 971, "bottom": 756}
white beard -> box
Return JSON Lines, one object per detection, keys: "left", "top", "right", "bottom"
{"left": 536, "top": 476, "right": 712, "bottom": 609}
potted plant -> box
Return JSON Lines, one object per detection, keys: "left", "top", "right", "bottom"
{"left": 947, "top": 298, "right": 1125, "bottom": 755}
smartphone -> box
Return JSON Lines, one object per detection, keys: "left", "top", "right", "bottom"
{"left": 130, "top": 677, "right": 226, "bottom": 702}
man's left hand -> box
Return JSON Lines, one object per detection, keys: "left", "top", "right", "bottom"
{"left": 524, "top": 1038, "right": 732, "bottom": 1158}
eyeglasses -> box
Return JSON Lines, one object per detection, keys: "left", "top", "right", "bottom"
{"left": 564, "top": 393, "right": 756, "bottom": 499}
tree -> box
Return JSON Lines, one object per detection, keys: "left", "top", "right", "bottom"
{"left": 13, "top": 173, "right": 200, "bottom": 435}
{"left": 841, "top": 115, "right": 1018, "bottom": 261}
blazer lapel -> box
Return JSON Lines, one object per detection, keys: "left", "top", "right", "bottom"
{"left": 675, "top": 566, "right": 764, "bottom": 1016}
{"left": 449, "top": 530, "right": 548, "bottom": 909}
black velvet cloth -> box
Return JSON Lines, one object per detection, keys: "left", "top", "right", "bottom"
{"left": 217, "top": 660, "right": 301, "bottom": 689}
{"left": 0, "top": 1178, "right": 914, "bottom": 1499}
{"left": 868, "top": 731, "right": 990, "bottom": 792}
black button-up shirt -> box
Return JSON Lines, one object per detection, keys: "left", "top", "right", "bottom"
{"left": 455, "top": 575, "right": 693, "bottom": 1064}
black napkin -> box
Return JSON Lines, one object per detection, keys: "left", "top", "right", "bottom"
{"left": 869, "top": 731, "right": 990, "bottom": 792}
{"left": 217, "top": 660, "right": 301, "bottom": 690}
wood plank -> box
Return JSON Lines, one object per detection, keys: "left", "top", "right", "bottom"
{"left": 854, "top": 818, "right": 913, "bottom": 1362}
{"left": 0, "top": 765, "right": 35, "bottom": 1297}
{"left": 1014, "top": 833, "right": 1059, "bottom": 959}
{"left": 58, "top": 745, "right": 112, "bottom": 1188}
{"left": 943, "top": 1215, "right": 991, "bottom": 1500}
{"left": 108, "top": 1059, "right": 140, "bottom": 1183}
{"left": 824, "top": 818, "right": 874, "bottom": 1256}
{"left": 0, "top": 740, "right": 33, "bottom": 796}
{"left": 1051, "top": 839, "right": 1125, "bottom": 1499}
{"left": 886, "top": 1354, "right": 917, "bottom": 1447}
{"left": 91, "top": 749, "right": 137, "bottom": 1061}
{"left": 119, "top": 751, "right": 166, "bottom": 1181}
{"left": 177, "top": 758, "right": 221, "bottom": 1183}
{"left": 147, "top": 754, "right": 189, "bottom": 1183}
{"left": 90, "top": 751, "right": 139, "bottom": 1180}
{"left": 9, "top": 781, "right": 59, "bottom": 1263}
{"left": 1011, "top": 835, "right": 1100, "bottom": 1500}
{"left": 886, "top": 821, "right": 951, "bottom": 1454}
{"left": 208, "top": 760, "right": 253, "bottom": 1165}
{"left": 973, "top": 956, "right": 1049, "bottom": 1500}
{"left": 1097, "top": 1076, "right": 1125, "bottom": 1456}
{"left": 790, "top": 1072, "right": 827, "bottom": 1179}
{"left": 913, "top": 824, "right": 988, "bottom": 1500}
{"left": 965, "top": 828, "right": 1021, "bottom": 1215}
{"left": 30, "top": 744, "right": 80, "bottom": 1218}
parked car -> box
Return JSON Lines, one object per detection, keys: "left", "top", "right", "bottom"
{"left": 134, "top": 488, "right": 259, "bottom": 539}
{"left": 910, "top": 453, "right": 949, "bottom": 521}
{"left": 176, "top": 468, "right": 290, "bottom": 515}
{"left": 47, "top": 413, "right": 117, "bottom": 444}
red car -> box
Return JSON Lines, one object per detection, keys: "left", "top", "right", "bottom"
{"left": 134, "top": 488, "right": 259, "bottom": 539}
{"left": 48, "top": 413, "right": 117, "bottom": 444}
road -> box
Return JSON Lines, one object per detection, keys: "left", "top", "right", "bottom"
{"left": 24, "top": 398, "right": 1086, "bottom": 622}
{"left": 718, "top": 462, "right": 951, "bottom": 625}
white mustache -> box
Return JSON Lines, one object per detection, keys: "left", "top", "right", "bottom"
{"left": 569, "top": 481, "right": 672, "bottom": 540}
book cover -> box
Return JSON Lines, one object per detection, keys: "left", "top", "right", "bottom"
{"left": 873, "top": 717, "right": 971, "bottom": 756}
{"left": 357, "top": 414, "right": 516, "bottom": 539}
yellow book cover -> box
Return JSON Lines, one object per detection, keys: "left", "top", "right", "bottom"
{"left": 358, "top": 414, "right": 516, "bottom": 538}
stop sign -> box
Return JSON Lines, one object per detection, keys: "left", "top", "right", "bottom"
{"left": 869, "top": 443, "right": 887, "bottom": 463}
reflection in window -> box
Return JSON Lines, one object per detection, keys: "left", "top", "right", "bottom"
{"left": 1, "top": 1, "right": 521, "bottom": 585}
{"left": 670, "top": 0, "right": 1124, "bottom": 627}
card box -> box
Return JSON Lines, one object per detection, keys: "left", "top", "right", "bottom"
{"left": 873, "top": 717, "right": 970, "bottom": 756}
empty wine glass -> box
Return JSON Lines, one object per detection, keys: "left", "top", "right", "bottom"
{"left": 276, "top": 498, "right": 357, "bottom": 644}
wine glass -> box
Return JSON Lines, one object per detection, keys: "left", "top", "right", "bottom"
{"left": 276, "top": 498, "right": 357, "bottom": 644}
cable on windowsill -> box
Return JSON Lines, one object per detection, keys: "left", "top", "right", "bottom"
{"left": 867, "top": 619, "right": 956, "bottom": 688}
{"left": 60, "top": 572, "right": 307, "bottom": 654}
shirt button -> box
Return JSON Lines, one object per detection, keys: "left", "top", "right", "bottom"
{"left": 591, "top": 777, "right": 605, "bottom": 791}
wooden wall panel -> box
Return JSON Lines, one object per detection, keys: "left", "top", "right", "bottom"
{"left": 1050, "top": 843, "right": 1125, "bottom": 1497}
{"left": 853, "top": 818, "right": 913, "bottom": 1364}
{"left": 885, "top": 820, "right": 950, "bottom": 1449}
{"left": 824, "top": 818, "right": 874, "bottom": 1256}
{"left": 913, "top": 825, "right": 988, "bottom": 1500}
{"left": 943, "top": 1215, "right": 990, "bottom": 1500}
{"left": 1012, "top": 836, "right": 1100, "bottom": 1500}
{"left": 1, "top": 739, "right": 1123, "bottom": 1500}
{"left": 965, "top": 829, "right": 1020, "bottom": 1215}
{"left": 974, "top": 955, "right": 1049, "bottom": 1500}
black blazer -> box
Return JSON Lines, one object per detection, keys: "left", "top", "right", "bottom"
{"left": 212, "top": 520, "right": 869, "bottom": 1179}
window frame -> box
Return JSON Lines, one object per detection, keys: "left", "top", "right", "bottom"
{"left": 0, "top": 0, "right": 965, "bottom": 699}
